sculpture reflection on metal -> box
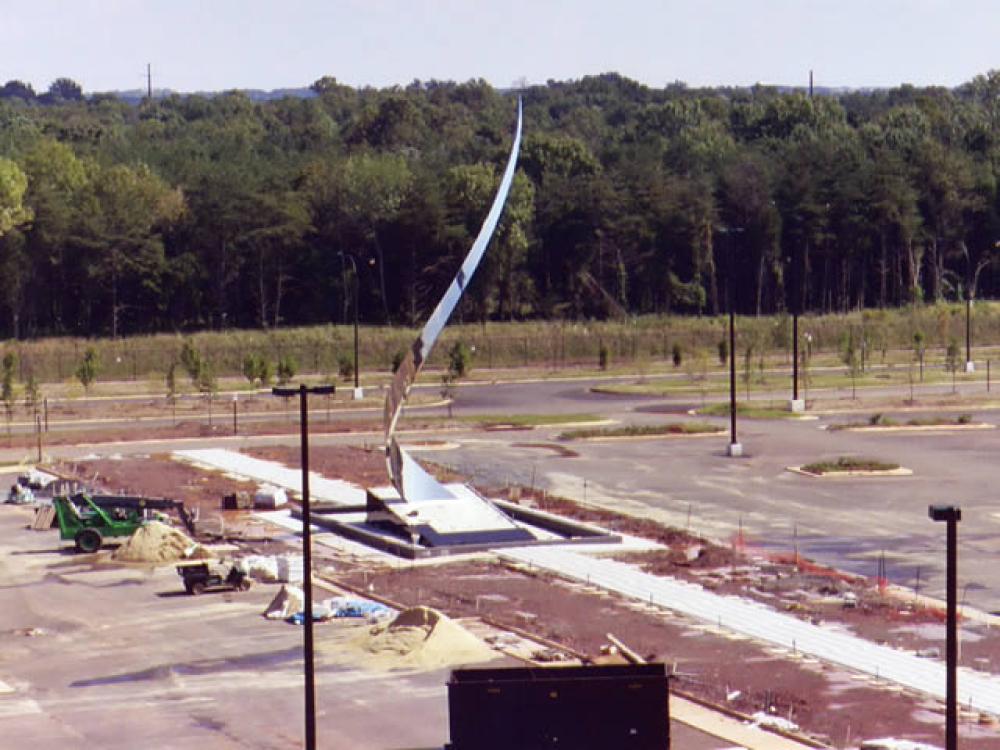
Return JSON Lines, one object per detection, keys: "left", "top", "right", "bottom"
{"left": 385, "top": 98, "right": 523, "bottom": 502}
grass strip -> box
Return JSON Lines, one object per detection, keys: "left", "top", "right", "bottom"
{"left": 829, "top": 413, "right": 974, "bottom": 430}
{"left": 800, "top": 456, "right": 900, "bottom": 475}
{"left": 697, "top": 403, "right": 798, "bottom": 419}
{"left": 560, "top": 422, "right": 723, "bottom": 440}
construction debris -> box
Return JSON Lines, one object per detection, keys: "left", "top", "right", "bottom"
{"left": 31, "top": 505, "right": 56, "bottom": 530}
{"left": 749, "top": 711, "right": 799, "bottom": 732}
{"left": 239, "top": 554, "right": 303, "bottom": 583}
{"left": 264, "top": 584, "right": 305, "bottom": 620}
{"left": 112, "top": 521, "right": 211, "bottom": 563}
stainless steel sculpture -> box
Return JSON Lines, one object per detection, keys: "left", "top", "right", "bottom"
{"left": 384, "top": 99, "right": 523, "bottom": 502}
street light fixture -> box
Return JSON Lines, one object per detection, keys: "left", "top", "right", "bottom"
{"left": 928, "top": 504, "right": 961, "bottom": 750}
{"left": 272, "top": 383, "right": 335, "bottom": 750}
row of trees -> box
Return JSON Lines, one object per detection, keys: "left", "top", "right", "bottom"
{"left": 2, "top": 72, "right": 1000, "bottom": 339}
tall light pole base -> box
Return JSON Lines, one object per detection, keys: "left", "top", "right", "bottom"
{"left": 965, "top": 361, "right": 975, "bottom": 373}
{"left": 727, "top": 442, "right": 743, "bottom": 457}
{"left": 352, "top": 387, "right": 365, "bottom": 400}
{"left": 789, "top": 398, "right": 805, "bottom": 413}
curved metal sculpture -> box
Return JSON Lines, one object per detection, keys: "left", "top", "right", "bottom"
{"left": 384, "top": 99, "right": 523, "bottom": 501}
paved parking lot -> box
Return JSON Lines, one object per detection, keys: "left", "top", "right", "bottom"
{"left": 431, "top": 388, "right": 1000, "bottom": 613}
{"left": 0, "top": 504, "right": 453, "bottom": 750}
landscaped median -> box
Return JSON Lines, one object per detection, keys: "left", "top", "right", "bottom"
{"left": 695, "top": 402, "right": 816, "bottom": 420}
{"left": 558, "top": 421, "right": 725, "bottom": 441}
{"left": 455, "top": 413, "right": 611, "bottom": 431}
{"left": 828, "top": 413, "right": 995, "bottom": 433}
{"left": 787, "top": 456, "right": 912, "bottom": 478}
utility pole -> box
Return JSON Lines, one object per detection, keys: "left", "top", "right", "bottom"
{"left": 147, "top": 64, "right": 152, "bottom": 100}
{"left": 272, "top": 383, "right": 335, "bottom": 750}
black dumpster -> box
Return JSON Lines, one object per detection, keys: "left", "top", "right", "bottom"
{"left": 446, "top": 663, "right": 669, "bottom": 750}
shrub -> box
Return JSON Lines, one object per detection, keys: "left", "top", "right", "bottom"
{"left": 242, "top": 353, "right": 273, "bottom": 386}
{"left": 337, "top": 353, "right": 354, "bottom": 380}
{"left": 448, "top": 341, "right": 472, "bottom": 379}
{"left": 277, "top": 355, "right": 298, "bottom": 384}
{"left": 75, "top": 348, "right": 99, "bottom": 393}
{"left": 242, "top": 353, "right": 261, "bottom": 383}
{"left": 196, "top": 362, "right": 216, "bottom": 394}
{"left": 179, "top": 340, "right": 202, "bottom": 383}
{"left": 957, "top": 413, "right": 972, "bottom": 424}
{"left": 945, "top": 339, "right": 960, "bottom": 372}
{"left": 23, "top": 373, "right": 39, "bottom": 415}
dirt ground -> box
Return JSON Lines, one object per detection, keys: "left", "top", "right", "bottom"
{"left": 50, "top": 446, "right": 1000, "bottom": 748}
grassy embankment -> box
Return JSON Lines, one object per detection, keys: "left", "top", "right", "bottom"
{"left": 6, "top": 302, "right": 1000, "bottom": 398}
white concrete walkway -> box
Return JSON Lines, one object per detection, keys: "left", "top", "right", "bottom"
{"left": 500, "top": 546, "right": 1000, "bottom": 716}
{"left": 173, "top": 448, "right": 367, "bottom": 504}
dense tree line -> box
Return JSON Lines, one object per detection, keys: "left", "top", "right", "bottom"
{"left": 1, "top": 71, "right": 1000, "bottom": 339}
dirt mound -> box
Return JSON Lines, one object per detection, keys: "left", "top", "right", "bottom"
{"left": 356, "top": 606, "right": 498, "bottom": 670}
{"left": 112, "top": 521, "right": 210, "bottom": 563}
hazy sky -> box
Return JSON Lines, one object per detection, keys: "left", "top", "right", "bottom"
{"left": 2, "top": 0, "right": 998, "bottom": 93}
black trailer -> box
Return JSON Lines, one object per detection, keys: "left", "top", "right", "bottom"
{"left": 446, "top": 663, "right": 670, "bottom": 750}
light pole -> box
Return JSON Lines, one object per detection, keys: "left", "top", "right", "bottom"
{"left": 965, "top": 294, "right": 975, "bottom": 373}
{"left": 928, "top": 504, "right": 961, "bottom": 750}
{"left": 719, "top": 225, "right": 743, "bottom": 457}
{"left": 272, "top": 383, "right": 335, "bottom": 750}
{"left": 340, "top": 253, "right": 363, "bottom": 400}
{"left": 786, "top": 252, "right": 805, "bottom": 413}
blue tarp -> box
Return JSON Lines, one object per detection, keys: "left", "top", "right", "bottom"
{"left": 287, "top": 597, "right": 392, "bottom": 624}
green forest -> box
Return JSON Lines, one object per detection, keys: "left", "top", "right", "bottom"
{"left": 2, "top": 72, "right": 1000, "bottom": 340}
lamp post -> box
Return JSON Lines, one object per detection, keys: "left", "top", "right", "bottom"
{"left": 965, "top": 294, "right": 975, "bottom": 373}
{"left": 272, "top": 383, "right": 335, "bottom": 750}
{"left": 340, "top": 253, "right": 363, "bottom": 400}
{"left": 928, "top": 504, "right": 961, "bottom": 750}
{"left": 719, "top": 225, "right": 743, "bottom": 457}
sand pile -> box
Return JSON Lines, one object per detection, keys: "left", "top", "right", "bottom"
{"left": 112, "top": 521, "right": 211, "bottom": 563}
{"left": 356, "top": 606, "right": 499, "bottom": 670}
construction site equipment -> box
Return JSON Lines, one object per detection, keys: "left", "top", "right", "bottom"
{"left": 52, "top": 493, "right": 196, "bottom": 553}
{"left": 176, "top": 560, "right": 251, "bottom": 595}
